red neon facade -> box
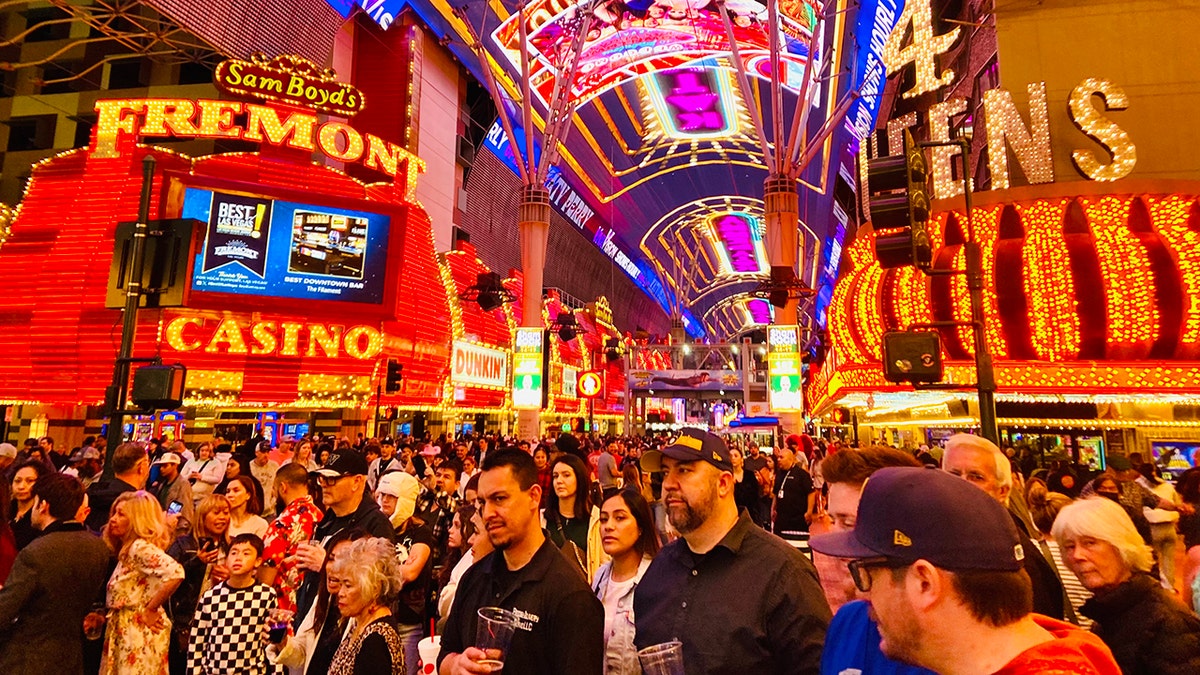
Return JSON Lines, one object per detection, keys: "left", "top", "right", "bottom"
{"left": 0, "top": 123, "right": 453, "bottom": 410}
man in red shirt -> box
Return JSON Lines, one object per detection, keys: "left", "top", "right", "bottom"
{"left": 811, "top": 467, "right": 1121, "bottom": 675}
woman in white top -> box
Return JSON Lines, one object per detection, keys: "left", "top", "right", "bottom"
{"left": 223, "top": 474, "right": 268, "bottom": 539}
{"left": 181, "top": 442, "right": 226, "bottom": 506}
{"left": 592, "top": 488, "right": 661, "bottom": 675}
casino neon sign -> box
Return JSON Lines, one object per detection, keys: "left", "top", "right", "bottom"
{"left": 92, "top": 99, "right": 423, "bottom": 184}
{"left": 164, "top": 316, "right": 383, "bottom": 360}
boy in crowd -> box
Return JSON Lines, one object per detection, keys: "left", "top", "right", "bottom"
{"left": 189, "top": 534, "right": 277, "bottom": 675}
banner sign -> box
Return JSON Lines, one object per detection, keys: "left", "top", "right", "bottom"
{"left": 627, "top": 369, "right": 742, "bottom": 392}
{"left": 767, "top": 325, "right": 803, "bottom": 411}
{"left": 562, "top": 366, "right": 579, "bottom": 398}
{"left": 512, "top": 328, "right": 545, "bottom": 409}
{"left": 452, "top": 341, "right": 509, "bottom": 389}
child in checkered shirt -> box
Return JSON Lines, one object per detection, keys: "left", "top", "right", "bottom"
{"left": 188, "top": 533, "right": 278, "bottom": 675}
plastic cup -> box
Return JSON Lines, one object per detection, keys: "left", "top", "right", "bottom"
{"left": 417, "top": 635, "right": 441, "bottom": 674}
{"left": 475, "top": 607, "right": 519, "bottom": 670}
{"left": 638, "top": 640, "right": 685, "bottom": 675}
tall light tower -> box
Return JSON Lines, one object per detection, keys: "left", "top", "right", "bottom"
{"left": 455, "top": 2, "right": 594, "bottom": 439}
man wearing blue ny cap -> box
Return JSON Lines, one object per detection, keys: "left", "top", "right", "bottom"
{"left": 634, "top": 428, "right": 830, "bottom": 674}
{"left": 810, "top": 467, "right": 1120, "bottom": 675}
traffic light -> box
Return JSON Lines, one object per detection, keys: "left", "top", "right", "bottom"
{"left": 385, "top": 359, "right": 403, "bottom": 393}
{"left": 882, "top": 331, "right": 944, "bottom": 383}
{"left": 830, "top": 407, "right": 851, "bottom": 425}
{"left": 867, "top": 129, "right": 931, "bottom": 270}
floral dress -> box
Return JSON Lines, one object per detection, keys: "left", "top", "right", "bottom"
{"left": 261, "top": 494, "right": 323, "bottom": 612}
{"left": 101, "top": 538, "right": 186, "bottom": 675}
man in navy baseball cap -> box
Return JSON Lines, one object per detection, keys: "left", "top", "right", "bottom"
{"left": 640, "top": 427, "right": 732, "bottom": 473}
{"left": 810, "top": 467, "right": 1119, "bottom": 675}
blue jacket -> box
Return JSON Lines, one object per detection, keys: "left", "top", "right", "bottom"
{"left": 821, "top": 600, "right": 936, "bottom": 675}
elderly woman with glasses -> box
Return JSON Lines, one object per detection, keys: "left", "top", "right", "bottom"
{"left": 1053, "top": 497, "right": 1200, "bottom": 675}
{"left": 326, "top": 537, "right": 405, "bottom": 674}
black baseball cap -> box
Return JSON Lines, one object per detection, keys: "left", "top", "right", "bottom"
{"left": 312, "top": 450, "right": 369, "bottom": 478}
{"left": 810, "top": 467, "right": 1024, "bottom": 571}
{"left": 641, "top": 428, "right": 732, "bottom": 473}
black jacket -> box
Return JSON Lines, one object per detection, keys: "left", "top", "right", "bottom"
{"left": 0, "top": 522, "right": 112, "bottom": 675}
{"left": 85, "top": 477, "right": 139, "bottom": 532}
{"left": 1082, "top": 573, "right": 1200, "bottom": 675}
{"left": 439, "top": 537, "right": 603, "bottom": 675}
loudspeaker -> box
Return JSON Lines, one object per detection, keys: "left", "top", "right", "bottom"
{"left": 882, "top": 331, "right": 943, "bottom": 383}
{"left": 130, "top": 364, "right": 187, "bottom": 410}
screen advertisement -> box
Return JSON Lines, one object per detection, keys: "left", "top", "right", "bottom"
{"left": 627, "top": 369, "right": 742, "bottom": 392}
{"left": 767, "top": 324, "right": 803, "bottom": 411}
{"left": 512, "top": 328, "right": 545, "bottom": 409}
{"left": 184, "top": 188, "right": 390, "bottom": 305}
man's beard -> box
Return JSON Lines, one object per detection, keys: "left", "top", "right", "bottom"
{"left": 665, "top": 486, "right": 717, "bottom": 534}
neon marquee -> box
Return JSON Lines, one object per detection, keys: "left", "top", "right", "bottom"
{"left": 93, "top": 99, "right": 424, "bottom": 184}
{"left": 164, "top": 316, "right": 384, "bottom": 360}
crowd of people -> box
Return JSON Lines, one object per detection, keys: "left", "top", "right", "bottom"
{"left": 0, "top": 427, "right": 1197, "bottom": 674}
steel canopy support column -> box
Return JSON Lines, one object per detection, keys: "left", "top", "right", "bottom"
{"left": 764, "top": 174, "right": 804, "bottom": 436}
{"left": 518, "top": 185, "right": 550, "bottom": 440}
{"left": 763, "top": 174, "right": 801, "bottom": 326}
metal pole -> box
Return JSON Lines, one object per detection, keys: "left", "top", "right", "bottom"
{"left": 959, "top": 138, "right": 998, "bottom": 444}
{"left": 103, "top": 155, "right": 156, "bottom": 479}
{"left": 715, "top": 0, "right": 773, "bottom": 170}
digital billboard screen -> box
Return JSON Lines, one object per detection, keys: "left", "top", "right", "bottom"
{"left": 183, "top": 187, "right": 390, "bottom": 304}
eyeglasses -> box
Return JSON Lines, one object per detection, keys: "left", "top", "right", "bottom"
{"left": 318, "top": 475, "right": 348, "bottom": 487}
{"left": 847, "top": 557, "right": 909, "bottom": 593}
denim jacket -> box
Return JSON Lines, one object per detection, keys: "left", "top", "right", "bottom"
{"left": 592, "top": 557, "right": 652, "bottom": 675}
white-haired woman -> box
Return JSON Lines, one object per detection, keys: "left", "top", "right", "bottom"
{"left": 1053, "top": 497, "right": 1200, "bottom": 675}
{"left": 327, "top": 537, "right": 405, "bottom": 674}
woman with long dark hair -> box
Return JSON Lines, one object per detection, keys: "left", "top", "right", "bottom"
{"left": 10, "top": 459, "right": 47, "bottom": 550}
{"left": 544, "top": 454, "right": 605, "bottom": 581}
{"left": 166, "top": 494, "right": 232, "bottom": 673}
{"left": 592, "top": 489, "right": 660, "bottom": 675}
{"left": 223, "top": 475, "right": 267, "bottom": 539}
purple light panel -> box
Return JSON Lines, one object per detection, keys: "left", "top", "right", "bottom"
{"left": 747, "top": 299, "right": 773, "bottom": 324}
{"left": 713, "top": 213, "right": 760, "bottom": 273}
{"left": 658, "top": 69, "right": 726, "bottom": 132}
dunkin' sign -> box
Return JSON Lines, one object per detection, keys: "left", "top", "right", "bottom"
{"left": 451, "top": 341, "right": 509, "bottom": 389}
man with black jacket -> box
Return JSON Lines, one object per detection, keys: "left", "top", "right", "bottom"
{"left": 291, "top": 450, "right": 394, "bottom": 622}
{"left": 439, "top": 449, "right": 603, "bottom": 675}
{"left": 0, "top": 473, "right": 110, "bottom": 674}
{"left": 84, "top": 441, "right": 149, "bottom": 532}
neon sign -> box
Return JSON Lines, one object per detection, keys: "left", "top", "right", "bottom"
{"left": 93, "top": 99, "right": 424, "bottom": 185}
{"left": 452, "top": 341, "right": 509, "bottom": 389}
{"left": 164, "top": 315, "right": 383, "bottom": 359}
{"left": 214, "top": 54, "right": 365, "bottom": 118}
{"left": 324, "top": 0, "right": 401, "bottom": 29}
{"left": 512, "top": 328, "right": 545, "bottom": 409}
